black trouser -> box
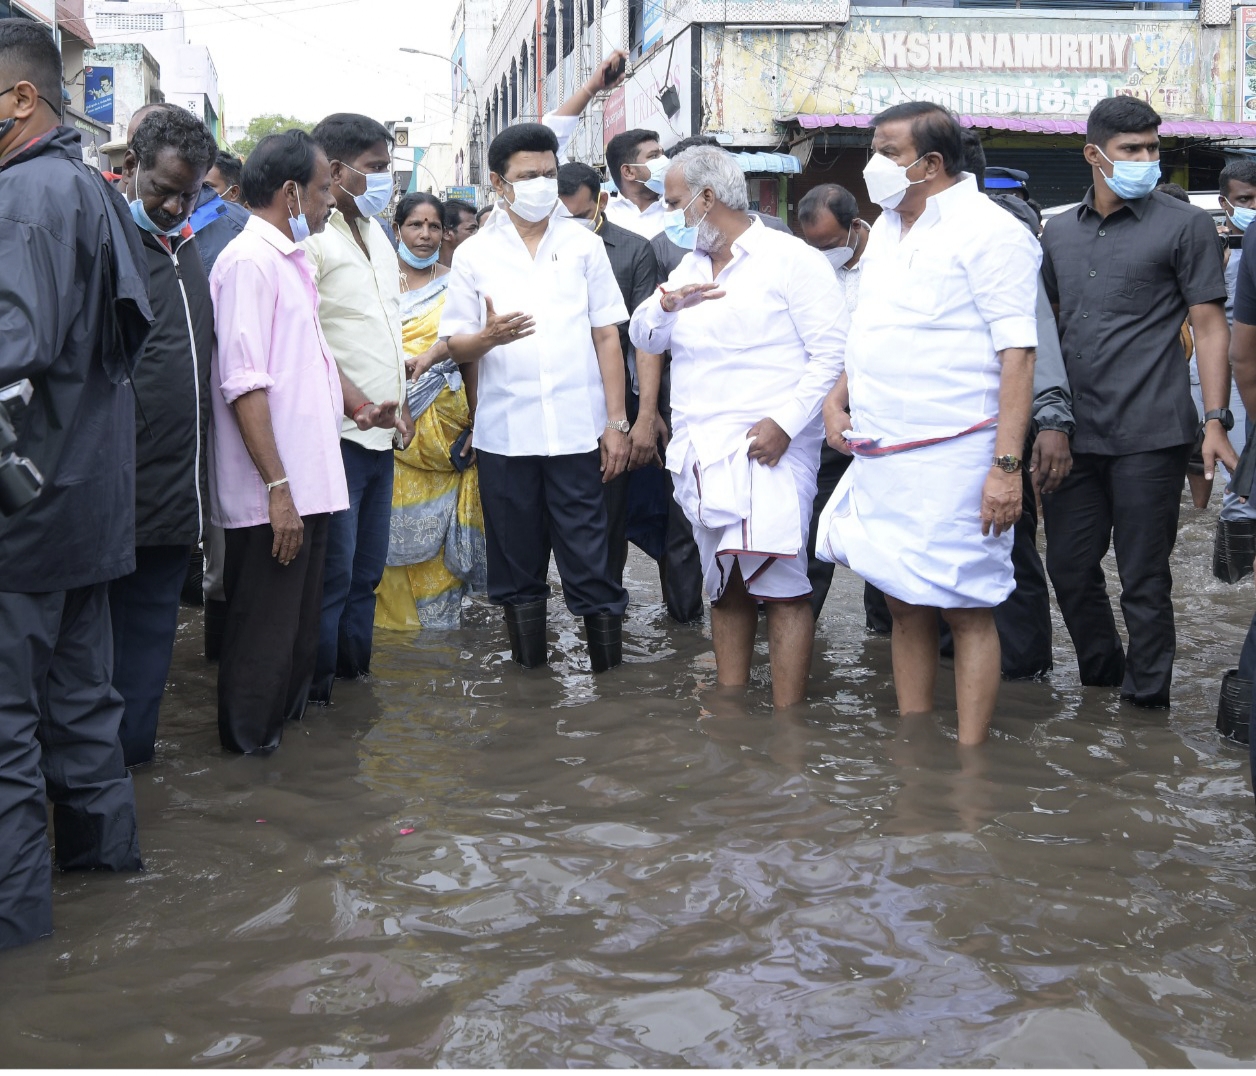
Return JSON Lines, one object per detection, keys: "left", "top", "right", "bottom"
{"left": 995, "top": 462, "right": 1053, "bottom": 680}
{"left": 0, "top": 584, "right": 142, "bottom": 951}
{"left": 219, "top": 515, "right": 329, "bottom": 754}
{"left": 806, "top": 443, "right": 890, "bottom": 630}
{"left": 1043, "top": 445, "right": 1190, "bottom": 707}
{"left": 109, "top": 544, "right": 192, "bottom": 766}
{"left": 603, "top": 388, "right": 704, "bottom": 623}
{"left": 477, "top": 449, "right": 629, "bottom": 617}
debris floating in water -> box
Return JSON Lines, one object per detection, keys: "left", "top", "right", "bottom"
{"left": 399, "top": 827, "right": 415, "bottom": 836}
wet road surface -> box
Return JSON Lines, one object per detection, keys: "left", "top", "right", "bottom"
{"left": 2, "top": 495, "right": 1255, "bottom": 1066}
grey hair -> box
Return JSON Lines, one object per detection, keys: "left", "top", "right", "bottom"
{"left": 668, "top": 145, "right": 749, "bottom": 211}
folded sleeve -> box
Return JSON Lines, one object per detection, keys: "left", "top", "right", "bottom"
{"left": 0, "top": 217, "right": 76, "bottom": 384}
{"left": 542, "top": 112, "right": 581, "bottom": 163}
{"left": 965, "top": 217, "right": 1041, "bottom": 351}
{"left": 768, "top": 242, "right": 848, "bottom": 439}
{"left": 585, "top": 240, "right": 629, "bottom": 328}
{"left": 212, "top": 255, "right": 277, "bottom": 404}
{"left": 1031, "top": 276, "right": 1073, "bottom": 433}
{"left": 437, "top": 247, "right": 486, "bottom": 338}
{"left": 1176, "top": 206, "right": 1229, "bottom": 308}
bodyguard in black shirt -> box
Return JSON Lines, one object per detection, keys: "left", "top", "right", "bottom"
{"left": 1040, "top": 97, "right": 1234, "bottom": 708}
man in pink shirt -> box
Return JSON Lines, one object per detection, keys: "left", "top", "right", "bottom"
{"left": 208, "top": 130, "right": 395, "bottom": 753}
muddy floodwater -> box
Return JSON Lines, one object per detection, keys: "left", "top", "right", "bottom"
{"left": 3, "top": 496, "right": 1256, "bottom": 1067}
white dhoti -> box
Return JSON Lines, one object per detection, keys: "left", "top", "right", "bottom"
{"left": 672, "top": 422, "right": 822, "bottom": 603}
{"left": 816, "top": 425, "right": 1013, "bottom": 609}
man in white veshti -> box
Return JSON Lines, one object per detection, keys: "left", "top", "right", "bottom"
{"left": 815, "top": 102, "right": 1040, "bottom": 744}
{"left": 630, "top": 147, "right": 847, "bottom": 707}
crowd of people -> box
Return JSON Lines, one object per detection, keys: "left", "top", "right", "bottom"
{"left": 2, "top": 21, "right": 1255, "bottom": 952}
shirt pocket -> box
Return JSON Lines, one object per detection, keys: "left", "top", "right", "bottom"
{"left": 1103, "top": 259, "right": 1158, "bottom": 313}
{"left": 892, "top": 249, "right": 951, "bottom": 318}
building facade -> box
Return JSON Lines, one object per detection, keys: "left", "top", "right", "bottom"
{"left": 447, "top": 0, "right": 1256, "bottom": 222}
{"left": 86, "top": 0, "right": 221, "bottom": 142}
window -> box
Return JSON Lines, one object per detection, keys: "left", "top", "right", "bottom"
{"left": 520, "top": 42, "right": 530, "bottom": 105}
{"left": 586, "top": 0, "right": 595, "bottom": 25}
{"left": 562, "top": 0, "right": 575, "bottom": 59}
{"left": 627, "top": 0, "right": 643, "bottom": 57}
{"left": 509, "top": 59, "right": 518, "bottom": 120}
{"left": 501, "top": 75, "right": 509, "bottom": 126}
{"left": 545, "top": 1, "right": 557, "bottom": 73}
{"left": 97, "top": 11, "right": 165, "bottom": 30}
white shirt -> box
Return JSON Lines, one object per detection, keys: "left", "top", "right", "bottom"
{"left": 847, "top": 174, "right": 1040, "bottom": 443}
{"left": 835, "top": 259, "right": 863, "bottom": 314}
{"left": 604, "top": 194, "right": 666, "bottom": 239}
{"left": 629, "top": 218, "right": 847, "bottom": 470}
{"left": 301, "top": 211, "right": 407, "bottom": 452}
{"left": 542, "top": 110, "right": 666, "bottom": 238}
{"left": 439, "top": 205, "right": 629, "bottom": 457}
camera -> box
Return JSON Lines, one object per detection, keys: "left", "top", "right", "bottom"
{"left": 0, "top": 380, "right": 43, "bottom": 516}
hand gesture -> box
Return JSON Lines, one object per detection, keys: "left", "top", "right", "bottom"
{"left": 1029, "top": 430, "right": 1072, "bottom": 495}
{"left": 746, "top": 418, "right": 791, "bottom": 468}
{"left": 590, "top": 49, "right": 629, "bottom": 92}
{"left": 823, "top": 401, "right": 853, "bottom": 455}
{"left": 601, "top": 428, "right": 630, "bottom": 483}
{"left": 482, "top": 295, "right": 535, "bottom": 348}
{"left": 981, "top": 468, "right": 1021, "bottom": 537}
{"left": 627, "top": 413, "right": 663, "bottom": 470}
{"left": 660, "top": 283, "right": 725, "bottom": 314}
{"left": 268, "top": 485, "right": 304, "bottom": 566}
{"left": 1202, "top": 422, "right": 1239, "bottom": 481}
{"left": 354, "top": 400, "right": 399, "bottom": 431}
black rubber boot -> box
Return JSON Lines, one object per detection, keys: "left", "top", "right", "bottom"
{"left": 204, "top": 597, "right": 228, "bottom": 662}
{"left": 1217, "top": 669, "right": 1252, "bottom": 745}
{"left": 584, "top": 613, "right": 622, "bottom": 673}
{"left": 504, "top": 600, "right": 548, "bottom": 668}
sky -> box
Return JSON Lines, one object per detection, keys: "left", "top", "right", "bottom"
{"left": 175, "top": 0, "right": 462, "bottom": 135}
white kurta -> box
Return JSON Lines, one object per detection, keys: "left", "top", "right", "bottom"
{"left": 816, "top": 175, "right": 1041, "bottom": 609}
{"left": 631, "top": 219, "right": 847, "bottom": 600}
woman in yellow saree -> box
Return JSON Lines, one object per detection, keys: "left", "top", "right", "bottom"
{"left": 375, "top": 193, "right": 486, "bottom": 630}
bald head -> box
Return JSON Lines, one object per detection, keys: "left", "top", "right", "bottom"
{"left": 126, "top": 101, "right": 178, "bottom": 144}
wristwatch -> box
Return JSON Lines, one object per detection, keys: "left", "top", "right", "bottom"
{"left": 606, "top": 419, "right": 631, "bottom": 434}
{"left": 1204, "top": 408, "right": 1236, "bottom": 432}
{"left": 992, "top": 454, "right": 1022, "bottom": 474}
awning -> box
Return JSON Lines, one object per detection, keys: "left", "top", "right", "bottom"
{"left": 791, "top": 114, "right": 1256, "bottom": 139}
{"left": 734, "top": 151, "right": 801, "bottom": 174}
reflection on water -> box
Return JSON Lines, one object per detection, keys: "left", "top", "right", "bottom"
{"left": 3, "top": 496, "right": 1256, "bottom": 1066}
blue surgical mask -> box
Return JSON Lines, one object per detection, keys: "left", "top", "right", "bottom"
{"left": 662, "top": 190, "right": 705, "bottom": 250}
{"left": 340, "top": 162, "right": 393, "bottom": 217}
{"left": 1225, "top": 198, "right": 1256, "bottom": 233}
{"left": 129, "top": 165, "right": 185, "bottom": 237}
{"left": 634, "top": 156, "right": 669, "bottom": 196}
{"left": 398, "top": 241, "right": 440, "bottom": 269}
{"left": 288, "top": 187, "right": 311, "bottom": 243}
{"left": 1097, "top": 147, "right": 1160, "bottom": 201}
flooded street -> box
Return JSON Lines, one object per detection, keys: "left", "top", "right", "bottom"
{"left": 3, "top": 494, "right": 1256, "bottom": 1067}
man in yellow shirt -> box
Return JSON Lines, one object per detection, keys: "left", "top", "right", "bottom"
{"left": 303, "top": 113, "right": 412, "bottom": 703}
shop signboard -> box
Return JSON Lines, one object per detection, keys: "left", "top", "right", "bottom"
{"left": 705, "top": 14, "right": 1226, "bottom": 136}
{"left": 1240, "top": 8, "right": 1256, "bottom": 122}
{"left": 613, "top": 28, "right": 694, "bottom": 149}
{"left": 445, "top": 185, "right": 477, "bottom": 206}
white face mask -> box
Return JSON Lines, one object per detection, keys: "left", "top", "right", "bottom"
{"left": 504, "top": 175, "right": 558, "bottom": 222}
{"left": 821, "top": 221, "right": 862, "bottom": 272}
{"left": 863, "top": 153, "right": 926, "bottom": 211}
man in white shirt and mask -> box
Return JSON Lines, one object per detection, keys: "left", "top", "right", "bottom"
{"left": 815, "top": 102, "right": 1039, "bottom": 745}
{"left": 441, "top": 122, "right": 632, "bottom": 672}
{"left": 630, "top": 147, "right": 847, "bottom": 708}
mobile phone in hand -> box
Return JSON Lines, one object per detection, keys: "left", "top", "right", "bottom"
{"left": 603, "top": 54, "right": 626, "bottom": 88}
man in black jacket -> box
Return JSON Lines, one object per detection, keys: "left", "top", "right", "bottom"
{"left": 0, "top": 19, "right": 152, "bottom": 950}
{"left": 110, "top": 106, "right": 217, "bottom": 767}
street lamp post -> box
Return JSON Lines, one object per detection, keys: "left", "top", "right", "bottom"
{"left": 399, "top": 46, "right": 485, "bottom": 200}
